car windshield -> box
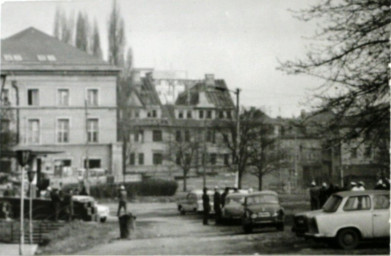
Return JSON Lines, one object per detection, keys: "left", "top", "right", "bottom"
{"left": 323, "top": 195, "right": 342, "bottom": 212}
{"left": 246, "top": 194, "right": 278, "bottom": 205}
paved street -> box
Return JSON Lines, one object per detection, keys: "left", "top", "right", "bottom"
{"left": 78, "top": 202, "right": 389, "bottom": 255}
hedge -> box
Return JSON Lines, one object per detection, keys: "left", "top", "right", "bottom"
{"left": 64, "top": 179, "right": 178, "bottom": 199}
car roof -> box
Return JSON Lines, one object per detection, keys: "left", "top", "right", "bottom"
{"left": 226, "top": 192, "right": 248, "bottom": 198}
{"left": 191, "top": 189, "right": 214, "bottom": 195}
{"left": 335, "top": 190, "right": 390, "bottom": 197}
{"left": 246, "top": 190, "right": 278, "bottom": 197}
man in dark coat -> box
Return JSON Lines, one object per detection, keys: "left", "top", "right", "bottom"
{"left": 202, "top": 187, "right": 210, "bottom": 225}
{"left": 309, "top": 181, "right": 320, "bottom": 210}
{"left": 50, "top": 188, "right": 61, "bottom": 221}
{"left": 63, "top": 190, "right": 74, "bottom": 222}
{"left": 213, "top": 186, "right": 222, "bottom": 225}
{"left": 319, "top": 182, "right": 328, "bottom": 208}
{"left": 221, "top": 187, "right": 229, "bottom": 208}
{"left": 117, "top": 185, "right": 127, "bottom": 216}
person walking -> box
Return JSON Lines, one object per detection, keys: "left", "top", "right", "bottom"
{"left": 202, "top": 187, "right": 210, "bottom": 225}
{"left": 117, "top": 185, "right": 127, "bottom": 216}
{"left": 213, "top": 186, "right": 222, "bottom": 225}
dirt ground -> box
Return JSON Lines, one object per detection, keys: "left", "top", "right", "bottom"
{"left": 76, "top": 202, "right": 389, "bottom": 255}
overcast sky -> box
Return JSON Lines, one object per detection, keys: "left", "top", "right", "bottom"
{"left": 1, "top": 0, "right": 323, "bottom": 117}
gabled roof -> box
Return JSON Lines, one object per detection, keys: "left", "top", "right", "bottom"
{"left": 136, "top": 76, "right": 162, "bottom": 106}
{"left": 1, "top": 27, "right": 118, "bottom": 72}
{"left": 176, "top": 80, "right": 234, "bottom": 108}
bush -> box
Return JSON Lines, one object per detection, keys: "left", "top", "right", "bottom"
{"left": 88, "top": 179, "right": 178, "bottom": 199}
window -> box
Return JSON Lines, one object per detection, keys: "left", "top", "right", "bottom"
{"left": 343, "top": 196, "right": 371, "bottom": 211}
{"left": 0, "top": 120, "right": 10, "bottom": 133}
{"left": 206, "top": 110, "right": 212, "bottom": 119}
{"left": 47, "top": 55, "right": 57, "bottom": 61}
{"left": 87, "top": 119, "right": 99, "bottom": 142}
{"left": 3, "top": 54, "right": 13, "bottom": 61}
{"left": 210, "top": 154, "right": 217, "bottom": 165}
{"left": 153, "top": 130, "right": 163, "bottom": 142}
{"left": 176, "top": 153, "right": 181, "bottom": 165}
{"left": 176, "top": 130, "right": 182, "bottom": 142}
{"left": 138, "top": 153, "right": 144, "bottom": 165}
{"left": 199, "top": 110, "right": 204, "bottom": 119}
{"left": 206, "top": 130, "right": 215, "bottom": 143}
{"left": 129, "top": 153, "right": 135, "bottom": 165}
{"left": 218, "top": 111, "right": 224, "bottom": 119}
{"left": 58, "top": 89, "right": 69, "bottom": 106}
{"left": 57, "top": 119, "right": 69, "bottom": 143}
{"left": 178, "top": 111, "right": 184, "bottom": 119}
{"left": 374, "top": 194, "right": 389, "bottom": 209}
{"left": 224, "top": 154, "right": 229, "bottom": 165}
{"left": 13, "top": 55, "right": 22, "bottom": 61}
{"left": 187, "top": 111, "right": 192, "bottom": 119}
{"left": 135, "top": 110, "right": 140, "bottom": 118}
{"left": 37, "top": 55, "right": 47, "bottom": 61}
{"left": 153, "top": 153, "right": 163, "bottom": 165}
{"left": 87, "top": 89, "right": 98, "bottom": 106}
{"left": 226, "top": 110, "right": 232, "bottom": 119}
{"left": 28, "top": 119, "right": 40, "bottom": 144}
{"left": 27, "top": 89, "right": 39, "bottom": 106}
{"left": 84, "top": 159, "right": 101, "bottom": 168}
{"left": 350, "top": 148, "right": 357, "bottom": 158}
{"left": 185, "top": 130, "right": 190, "bottom": 142}
{"left": 364, "top": 146, "right": 372, "bottom": 158}
{"left": 2, "top": 89, "right": 9, "bottom": 102}
{"left": 135, "top": 130, "right": 144, "bottom": 142}
{"left": 152, "top": 110, "right": 157, "bottom": 118}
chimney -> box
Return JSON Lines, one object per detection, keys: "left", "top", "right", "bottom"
{"left": 205, "top": 74, "right": 215, "bottom": 87}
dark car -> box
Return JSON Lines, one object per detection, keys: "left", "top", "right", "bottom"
{"left": 241, "top": 191, "right": 284, "bottom": 233}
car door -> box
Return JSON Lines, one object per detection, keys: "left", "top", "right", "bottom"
{"left": 372, "top": 194, "right": 390, "bottom": 237}
{"left": 182, "top": 193, "right": 193, "bottom": 211}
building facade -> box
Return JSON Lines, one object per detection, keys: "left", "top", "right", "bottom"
{"left": 0, "top": 27, "right": 123, "bottom": 184}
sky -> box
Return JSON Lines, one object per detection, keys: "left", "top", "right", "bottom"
{"left": 1, "top": 0, "right": 323, "bottom": 117}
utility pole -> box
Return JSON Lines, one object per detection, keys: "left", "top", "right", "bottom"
{"left": 202, "top": 120, "right": 206, "bottom": 188}
{"left": 235, "top": 88, "right": 240, "bottom": 189}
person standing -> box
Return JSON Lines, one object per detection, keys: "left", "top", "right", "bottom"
{"left": 221, "top": 187, "right": 229, "bottom": 208}
{"left": 117, "top": 185, "right": 127, "bottom": 216}
{"left": 202, "top": 187, "right": 210, "bottom": 225}
{"left": 50, "top": 188, "right": 61, "bottom": 221}
{"left": 319, "top": 182, "right": 328, "bottom": 207}
{"left": 63, "top": 190, "right": 74, "bottom": 222}
{"left": 213, "top": 186, "right": 222, "bottom": 225}
{"left": 309, "top": 181, "right": 320, "bottom": 210}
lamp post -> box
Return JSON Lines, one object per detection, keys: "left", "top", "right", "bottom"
{"left": 27, "top": 168, "right": 36, "bottom": 245}
{"left": 15, "top": 150, "right": 33, "bottom": 256}
{"left": 214, "top": 87, "right": 241, "bottom": 188}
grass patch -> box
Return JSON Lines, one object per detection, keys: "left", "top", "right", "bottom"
{"left": 36, "top": 220, "right": 117, "bottom": 255}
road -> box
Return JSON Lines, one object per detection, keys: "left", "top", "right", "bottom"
{"left": 78, "top": 203, "right": 389, "bottom": 255}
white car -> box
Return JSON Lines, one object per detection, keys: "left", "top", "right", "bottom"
{"left": 177, "top": 190, "right": 215, "bottom": 214}
{"left": 292, "top": 190, "right": 390, "bottom": 249}
{"left": 72, "top": 195, "right": 110, "bottom": 223}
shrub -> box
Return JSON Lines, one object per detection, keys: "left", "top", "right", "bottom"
{"left": 88, "top": 179, "right": 178, "bottom": 199}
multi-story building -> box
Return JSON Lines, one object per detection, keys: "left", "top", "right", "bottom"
{"left": 123, "top": 72, "right": 234, "bottom": 180}
{"left": 0, "top": 27, "right": 123, "bottom": 183}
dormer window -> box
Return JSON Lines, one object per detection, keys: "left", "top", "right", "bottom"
{"left": 3, "top": 55, "right": 13, "bottom": 61}
{"left": 13, "top": 55, "right": 23, "bottom": 61}
{"left": 178, "top": 111, "right": 184, "bottom": 119}
{"left": 37, "top": 55, "right": 47, "bottom": 61}
{"left": 47, "top": 55, "right": 56, "bottom": 61}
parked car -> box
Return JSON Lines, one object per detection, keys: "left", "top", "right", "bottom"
{"left": 72, "top": 195, "right": 109, "bottom": 222}
{"left": 177, "top": 189, "right": 215, "bottom": 214}
{"left": 242, "top": 191, "right": 284, "bottom": 233}
{"left": 222, "top": 191, "right": 248, "bottom": 221}
{"left": 292, "top": 190, "right": 390, "bottom": 249}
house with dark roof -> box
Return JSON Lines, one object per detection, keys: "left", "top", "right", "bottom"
{"left": 123, "top": 72, "right": 235, "bottom": 180}
{"left": 0, "top": 27, "right": 123, "bottom": 185}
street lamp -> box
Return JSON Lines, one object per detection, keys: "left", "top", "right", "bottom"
{"left": 214, "top": 87, "right": 241, "bottom": 188}
{"left": 15, "top": 150, "right": 33, "bottom": 256}
{"left": 27, "top": 168, "right": 36, "bottom": 245}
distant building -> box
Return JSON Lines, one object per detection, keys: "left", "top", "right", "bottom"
{"left": 0, "top": 27, "right": 123, "bottom": 183}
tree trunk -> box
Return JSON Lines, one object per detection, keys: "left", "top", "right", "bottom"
{"left": 258, "top": 175, "right": 263, "bottom": 191}
{"left": 183, "top": 170, "right": 187, "bottom": 192}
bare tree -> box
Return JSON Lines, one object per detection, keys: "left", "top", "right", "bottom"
{"left": 278, "top": 0, "right": 390, "bottom": 146}
{"left": 166, "top": 129, "right": 202, "bottom": 191}
{"left": 245, "top": 109, "right": 288, "bottom": 190}
{"left": 108, "top": 0, "right": 126, "bottom": 67}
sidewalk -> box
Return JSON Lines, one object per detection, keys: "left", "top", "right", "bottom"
{"left": 0, "top": 243, "right": 37, "bottom": 256}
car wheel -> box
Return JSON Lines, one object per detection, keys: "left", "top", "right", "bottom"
{"left": 100, "top": 217, "right": 107, "bottom": 223}
{"left": 243, "top": 224, "right": 253, "bottom": 234}
{"left": 337, "top": 228, "right": 360, "bottom": 250}
{"left": 276, "top": 223, "right": 284, "bottom": 231}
